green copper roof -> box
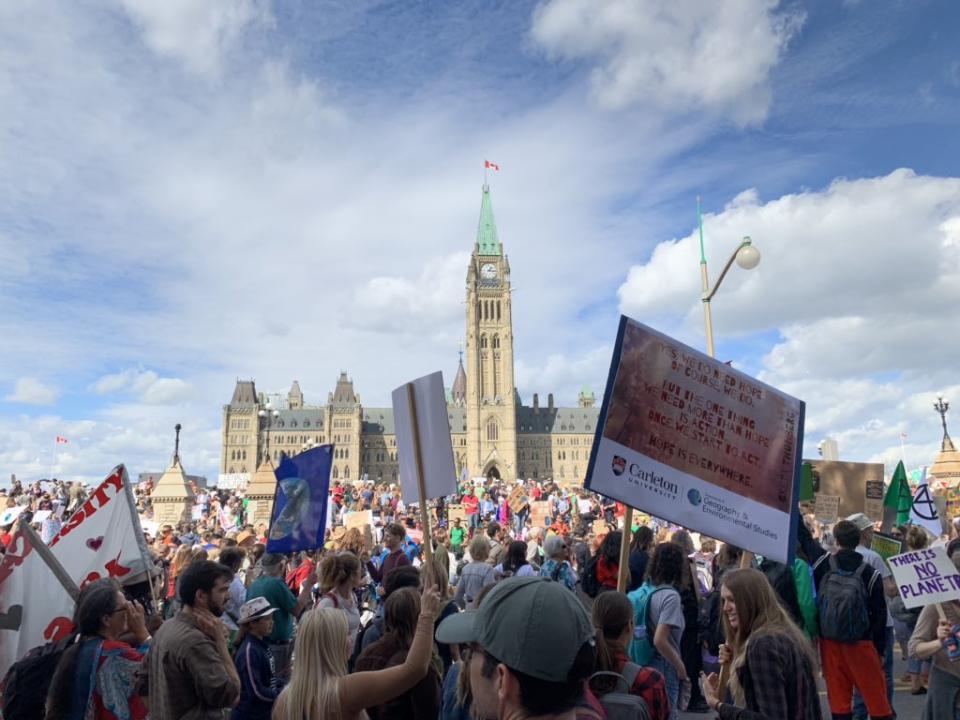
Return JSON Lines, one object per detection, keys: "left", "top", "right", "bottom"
{"left": 476, "top": 184, "right": 501, "bottom": 255}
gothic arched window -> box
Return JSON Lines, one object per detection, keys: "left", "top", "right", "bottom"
{"left": 486, "top": 419, "right": 499, "bottom": 441}
{"left": 481, "top": 334, "right": 488, "bottom": 349}
{"left": 493, "top": 335, "right": 500, "bottom": 349}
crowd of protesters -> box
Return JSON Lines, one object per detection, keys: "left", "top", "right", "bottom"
{"left": 4, "top": 473, "right": 960, "bottom": 720}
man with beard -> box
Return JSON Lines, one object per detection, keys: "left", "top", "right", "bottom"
{"left": 147, "top": 560, "right": 241, "bottom": 719}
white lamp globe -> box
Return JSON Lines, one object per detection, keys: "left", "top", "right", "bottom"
{"left": 735, "top": 239, "right": 761, "bottom": 270}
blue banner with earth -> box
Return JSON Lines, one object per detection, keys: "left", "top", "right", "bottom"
{"left": 265, "top": 444, "right": 333, "bottom": 554}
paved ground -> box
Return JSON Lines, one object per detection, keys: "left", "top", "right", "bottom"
{"left": 679, "top": 653, "right": 925, "bottom": 719}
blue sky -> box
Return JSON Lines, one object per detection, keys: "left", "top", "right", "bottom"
{"left": 1, "top": 0, "right": 958, "bottom": 485}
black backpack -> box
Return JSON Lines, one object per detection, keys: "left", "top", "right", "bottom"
{"left": 2, "top": 632, "right": 78, "bottom": 720}
{"left": 581, "top": 554, "right": 600, "bottom": 598}
{"left": 816, "top": 555, "right": 878, "bottom": 643}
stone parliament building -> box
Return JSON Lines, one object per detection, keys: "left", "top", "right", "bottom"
{"left": 220, "top": 185, "right": 599, "bottom": 487}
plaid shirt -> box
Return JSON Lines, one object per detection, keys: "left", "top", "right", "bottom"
{"left": 612, "top": 650, "right": 669, "bottom": 720}
{"left": 717, "top": 632, "right": 822, "bottom": 720}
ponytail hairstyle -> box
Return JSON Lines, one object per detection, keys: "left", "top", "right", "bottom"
{"left": 46, "top": 579, "right": 122, "bottom": 719}
{"left": 588, "top": 591, "right": 633, "bottom": 697}
{"left": 319, "top": 552, "right": 361, "bottom": 594}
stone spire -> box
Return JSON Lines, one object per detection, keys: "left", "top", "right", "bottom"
{"left": 476, "top": 185, "right": 501, "bottom": 256}
{"left": 288, "top": 380, "right": 304, "bottom": 409}
{"left": 329, "top": 372, "right": 358, "bottom": 405}
{"left": 453, "top": 352, "right": 467, "bottom": 406}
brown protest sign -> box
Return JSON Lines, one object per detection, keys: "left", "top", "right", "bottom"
{"left": 807, "top": 460, "right": 885, "bottom": 521}
{"left": 447, "top": 505, "right": 466, "bottom": 526}
{"left": 529, "top": 501, "right": 550, "bottom": 528}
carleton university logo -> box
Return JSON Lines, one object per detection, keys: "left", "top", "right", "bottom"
{"left": 611, "top": 456, "right": 627, "bottom": 476}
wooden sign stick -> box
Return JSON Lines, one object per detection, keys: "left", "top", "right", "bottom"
{"left": 406, "top": 383, "right": 433, "bottom": 565}
{"left": 617, "top": 506, "right": 634, "bottom": 592}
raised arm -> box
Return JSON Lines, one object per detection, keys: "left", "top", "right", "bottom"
{"left": 339, "top": 584, "right": 442, "bottom": 714}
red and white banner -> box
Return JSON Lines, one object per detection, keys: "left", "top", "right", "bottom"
{"left": 48, "top": 466, "right": 153, "bottom": 590}
{"left": 0, "top": 524, "right": 77, "bottom": 679}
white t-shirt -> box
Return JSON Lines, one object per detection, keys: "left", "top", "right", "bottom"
{"left": 577, "top": 497, "right": 593, "bottom": 515}
{"left": 857, "top": 544, "right": 893, "bottom": 628}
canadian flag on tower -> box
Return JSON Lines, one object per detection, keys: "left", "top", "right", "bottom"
{"left": 484, "top": 160, "right": 500, "bottom": 171}
{"left": 55, "top": 435, "right": 68, "bottom": 444}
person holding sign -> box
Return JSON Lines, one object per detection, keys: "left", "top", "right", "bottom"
{"left": 701, "top": 568, "right": 820, "bottom": 720}
{"left": 908, "top": 549, "right": 960, "bottom": 719}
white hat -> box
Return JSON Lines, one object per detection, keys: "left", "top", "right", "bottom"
{"left": 238, "top": 597, "right": 278, "bottom": 624}
{"left": 845, "top": 513, "right": 874, "bottom": 532}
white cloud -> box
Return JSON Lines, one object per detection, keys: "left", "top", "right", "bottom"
{"left": 531, "top": 0, "right": 804, "bottom": 124}
{"left": 617, "top": 170, "right": 960, "bottom": 470}
{"left": 5, "top": 378, "right": 59, "bottom": 405}
{"left": 91, "top": 369, "right": 192, "bottom": 405}
{"left": 114, "top": 0, "right": 272, "bottom": 76}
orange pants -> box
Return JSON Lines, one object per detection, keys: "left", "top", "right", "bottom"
{"left": 820, "top": 638, "right": 892, "bottom": 719}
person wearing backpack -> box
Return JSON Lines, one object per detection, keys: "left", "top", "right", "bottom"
{"left": 590, "top": 591, "right": 669, "bottom": 720}
{"left": 628, "top": 542, "right": 687, "bottom": 720}
{"left": 798, "top": 518, "right": 893, "bottom": 720}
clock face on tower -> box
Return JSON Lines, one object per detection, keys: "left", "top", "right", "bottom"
{"left": 480, "top": 263, "right": 498, "bottom": 280}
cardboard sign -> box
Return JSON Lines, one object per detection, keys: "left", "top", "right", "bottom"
{"left": 592, "top": 519, "right": 608, "bottom": 537}
{"left": 814, "top": 494, "right": 841, "bottom": 524}
{"left": 889, "top": 546, "right": 960, "bottom": 609}
{"left": 870, "top": 532, "right": 903, "bottom": 564}
{"left": 447, "top": 505, "right": 466, "bottom": 526}
{"left": 585, "top": 318, "right": 805, "bottom": 564}
{"left": 529, "top": 501, "right": 550, "bottom": 528}
{"left": 392, "top": 372, "right": 457, "bottom": 505}
{"left": 806, "top": 461, "right": 885, "bottom": 521}
{"left": 344, "top": 510, "right": 373, "bottom": 532}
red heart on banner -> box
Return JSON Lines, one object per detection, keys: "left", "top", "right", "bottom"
{"left": 86, "top": 536, "right": 104, "bottom": 551}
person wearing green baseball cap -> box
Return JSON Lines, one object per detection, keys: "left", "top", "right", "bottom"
{"left": 436, "top": 576, "right": 597, "bottom": 718}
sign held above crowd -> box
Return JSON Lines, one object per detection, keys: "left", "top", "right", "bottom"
{"left": 889, "top": 545, "right": 960, "bottom": 609}
{"left": 584, "top": 317, "right": 805, "bottom": 564}
{"left": 392, "top": 371, "right": 457, "bottom": 506}
{"left": 265, "top": 445, "right": 333, "bottom": 554}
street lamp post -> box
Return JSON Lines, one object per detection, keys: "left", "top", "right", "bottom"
{"left": 258, "top": 402, "right": 280, "bottom": 465}
{"left": 698, "top": 198, "right": 761, "bottom": 358}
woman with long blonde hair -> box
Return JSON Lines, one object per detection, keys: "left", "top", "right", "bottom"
{"left": 702, "top": 568, "right": 821, "bottom": 719}
{"left": 272, "top": 583, "right": 441, "bottom": 720}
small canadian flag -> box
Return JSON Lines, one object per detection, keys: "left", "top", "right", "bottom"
{"left": 55, "top": 436, "right": 68, "bottom": 444}
{"left": 484, "top": 160, "right": 500, "bottom": 171}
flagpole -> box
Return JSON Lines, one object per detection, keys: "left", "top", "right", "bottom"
{"left": 483, "top": 161, "right": 487, "bottom": 187}
{"left": 899, "top": 433, "right": 908, "bottom": 468}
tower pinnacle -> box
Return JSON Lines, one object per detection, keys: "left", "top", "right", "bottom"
{"left": 476, "top": 185, "right": 501, "bottom": 256}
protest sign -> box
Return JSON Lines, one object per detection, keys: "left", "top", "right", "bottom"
{"left": 217, "top": 473, "right": 249, "bottom": 490}
{"left": 266, "top": 445, "right": 333, "bottom": 554}
{"left": 807, "top": 460, "right": 886, "bottom": 522}
{"left": 191, "top": 504, "right": 204, "bottom": 521}
{"left": 814, "top": 494, "right": 840, "bottom": 524}
{"left": 910, "top": 482, "right": 943, "bottom": 537}
{"left": 529, "top": 501, "right": 550, "bottom": 528}
{"left": 447, "top": 505, "right": 466, "bottom": 526}
{"left": 585, "top": 317, "right": 805, "bottom": 564}
{"left": 345, "top": 510, "right": 373, "bottom": 532}
{"left": 0, "top": 507, "right": 21, "bottom": 526}
{"left": 139, "top": 519, "right": 159, "bottom": 539}
{"left": 888, "top": 545, "right": 960, "bottom": 609}
{"left": 30, "top": 510, "right": 52, "bottom": 525}
{"left": 392, "top": 372, "right": 457, "bottom": 506}
{"left": 0, "top": 523, "right": 79, "bottom": 679}
{"left": 870, "top": 532, "right": 903, "bottom": 564}
{"left": 48, "top": 466, "right": 154, "bottom": 590}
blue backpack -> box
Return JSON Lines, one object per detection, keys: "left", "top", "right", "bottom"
{"left": 627, "top": 582, "right": 671, "bottom": 664}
